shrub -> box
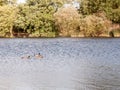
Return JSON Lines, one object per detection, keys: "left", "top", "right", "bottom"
{"left": 54, "top": 6, "right": 80, "bottom": 37}
{"left": 79, "top": 13, "right": 111, "bottom": 37}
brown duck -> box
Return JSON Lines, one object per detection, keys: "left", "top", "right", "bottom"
{"left": 21, "top": 55, "right": 31, "bottom": 59}
{"left": 34, "top": 53, "right": 43, "bottom": 59}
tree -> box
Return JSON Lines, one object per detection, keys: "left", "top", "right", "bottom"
{"left": 0, "top": 0, "right": 8, "bottom": 6}
{"left": 14, "top": 0, "right": 58, "bottom": 37}
{"left": 54, "top": 6, "right": 80, "bottom": 36}
{"left": 80, "top": 0, "right": 120, "bottom": 23}
{"left": 0, "top": 5, "right": 17, "bottom": 37}
{"left": 79, "top": 13, "right": 111, "bottom": 37}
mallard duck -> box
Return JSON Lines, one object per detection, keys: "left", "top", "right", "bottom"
{"left": 35, "top": 53, "right": 43, "bottom": 59}
{"left": 21, "top": 55, "right": 31, "bottom": 59}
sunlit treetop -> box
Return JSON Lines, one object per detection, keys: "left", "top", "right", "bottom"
{"left": 17, "top": 0, "right": 26, "bottom": 4}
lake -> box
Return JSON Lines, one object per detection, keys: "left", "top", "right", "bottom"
{"left": 0, "top": 38, "right": 120, "bottom": 90}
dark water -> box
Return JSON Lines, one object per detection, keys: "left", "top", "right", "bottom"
{"left": 0, "top": 38, "right": 120, "bottom": 90}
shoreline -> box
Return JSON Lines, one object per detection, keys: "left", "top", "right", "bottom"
{"left": 0, "top": 36, "right": 120, "bottom": 39}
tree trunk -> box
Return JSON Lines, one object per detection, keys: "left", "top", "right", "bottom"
{"left": 10, "top": 25, "right": 13, "bottom": 38}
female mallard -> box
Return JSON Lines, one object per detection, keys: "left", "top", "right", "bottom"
{"left": 21, "top": 55, "right": 31, "bottom": 59}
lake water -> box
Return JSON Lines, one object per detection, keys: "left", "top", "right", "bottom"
{"left": 0, "top": 38, "right": 120, "bottom": 90}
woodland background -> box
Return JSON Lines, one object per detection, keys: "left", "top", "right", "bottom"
{"left": 0, "top": 0, "right": 120, "bottom": 38}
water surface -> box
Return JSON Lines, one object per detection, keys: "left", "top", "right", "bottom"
{"left": 0, "top": 38, "right": 120, "bottom": 90}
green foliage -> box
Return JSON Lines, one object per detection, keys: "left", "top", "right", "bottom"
{"left": 80, "top": 0, "right": 120, "bottom": 23}
{"left": 14, "top": 0, "right": 58, "bottom": 37}
{"left": 0, "top": 0, "right": 8, "bottom": 6}
{"left": 0, "top": 5, "right": 17, "bottom": 37}
{"left": 109, "top": 8, "right": 120, "bottom": 23}
{"left": 0, "top": 0, "right": 119, "bottom": 38}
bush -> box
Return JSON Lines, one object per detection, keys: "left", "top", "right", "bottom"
{"left": 79, "top": 13, "right": 111, "bottom": 37}
{"left": 54, "top": 6, "right": 80, "bottom": 37}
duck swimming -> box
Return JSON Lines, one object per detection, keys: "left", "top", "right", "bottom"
{"left": 21, "top": 55, "right": 31, "bottom": 59}
{"left": 34, "top": 53, "right": 43, "bottom": 59}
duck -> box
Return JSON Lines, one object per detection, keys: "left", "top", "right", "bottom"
{"left": 21, "top": 55, "right": 31, "bottom": 59}
{"left": 34, "top": 53, "right": 43, "bottom": 59}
